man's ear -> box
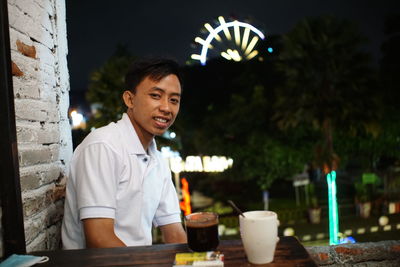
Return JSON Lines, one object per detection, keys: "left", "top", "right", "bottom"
{"left": 123, "top": 90, "right": 134, "bottom": 108}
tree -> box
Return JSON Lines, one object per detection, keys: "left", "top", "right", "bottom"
{"left": 274, "top": 16, "right": 379, "bottom": 173}
{"left": 86, "top": 45, "right": 135, "bottom": 129}
{"left": 177, "top": 59, "right": 313, "bottom": 205}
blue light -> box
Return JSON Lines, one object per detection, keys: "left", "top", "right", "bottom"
{"left": 267, "top": 47, "right": 273, "bottom": 53}
{"left": 339, "top": 236, "right": 356, "bottom": 244}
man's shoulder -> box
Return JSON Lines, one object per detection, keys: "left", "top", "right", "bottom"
{"left": 76, "top": 121, "right": 124, "bottom": 152}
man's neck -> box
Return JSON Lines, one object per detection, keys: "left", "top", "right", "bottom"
{"left": 126, "top": 113, "right": 153, "bottom": 152}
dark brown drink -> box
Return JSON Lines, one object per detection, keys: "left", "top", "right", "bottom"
{"left": 185, "top": 212, "right": 219, "bottom": 252}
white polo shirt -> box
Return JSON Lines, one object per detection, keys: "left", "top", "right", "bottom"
{"left": 61, "top": 113, "right": 182, "bottom": 249}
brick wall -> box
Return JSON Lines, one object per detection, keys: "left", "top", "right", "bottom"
{"left": 306, "top": 240, "right": 400, "bottom": 266}
{"left": 3, "top": 0, "right": 72, "bottom": 253}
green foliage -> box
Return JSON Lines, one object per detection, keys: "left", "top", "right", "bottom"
{"left": 86, "top": 45, "right": 135, "bottom": 129}
{"left": 334, "top": 118, "right": 400, "bottom": 170}
{"left": 181, "top": 67, "right": 313, "bottom": 191}
{"left": 274, "top": 16, "right": 379, "bottom": 169}
{"left": 202, "top": 202, "right": 233, "bottom": 215}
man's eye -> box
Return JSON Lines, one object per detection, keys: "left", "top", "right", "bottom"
{"left": 150, "top": 93, "right": 161, "bottom": 99}
{"left": 170, "top": 98, "right": 180, "bottom": 104}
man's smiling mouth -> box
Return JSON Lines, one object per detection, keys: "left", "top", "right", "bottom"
{"left": 154, "top": 117, "right": 169, "bottom": 123}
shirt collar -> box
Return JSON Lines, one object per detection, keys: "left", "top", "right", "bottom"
{"left": 118, "top": 113, "right": 157, "bottom": 156}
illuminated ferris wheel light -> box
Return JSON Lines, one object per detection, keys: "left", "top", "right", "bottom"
{"left": 194, "top": 17, "right": 265, "bottom": 65}
{"left": 241, "top": 27, "right": 250, "bottom": 51}
{"left": 246, "top": 50, "right": 259, "bottom": 60}
{"left": 191, "top": 54, "right": 202, "bottom": 60}
{"left": 221, "top": 52, "right": 232, "bottom": 60}
{"left": 218, "top": 16, "right": 232, "bottom": 40}
{"left": 244, "top": 36, "right": 259, "bottom": 56}
{"left": 195, "top": 37, "right": 213, "bottom": 49}
{"left": 226, "top": 49, "right": 241, "bottom": 61}
{"left": 234, "top": 22, "right": 241, "bottom": 46}
{"left": 204, "top": 23, "right": 222, "bottom": 42}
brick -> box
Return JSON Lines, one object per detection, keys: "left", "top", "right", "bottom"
{"left": 20, "top": 163, "right": 62, "bottom": 191}
{"left": 391, "top": 245, "right": 400, "bottom": 253}
{"left": 15, "top": 98, "right": 59, "bottom": 122}
{"left": 13, "top": 76, "right": 41, "bottom": 99}
{"left": 49, "top": 143, "right": 60, "bottom": 161}
{"left": 16, "top": 121, "right": 60, "bottom": 144}
{"left": 7, "top": 3, "right": 22, "bottom": 31}
{"left": 20, "top": 167, "right": 41, "bottom": 191}
{"left": 11, "top": 51, "right": 39, "bottom": 80}
{"left": 34, "top": 0, "right": 54, "bottom": 17}
{"left": 40, "top": 59, "right": 55, "bottom": 77}
{"left": 41, "top": 87, "right": 57, "bottom": 102}
{"left": 306, "top": 246, "right": 334, "bottom": 265}
{"left": 35, "top": 42, "right": 56, "bottom": 70}
{"left": 58, "top": 92, "right": 71, "bottom": 120}
{"left": 38, "top": 9, "right": 53, "bottom": 35}
{"left": 9, "top": 27, "right": 32, "bottom": 53}
{"left": 26, "top": 232, "right": 46, "bottom": 252}
{"left": 16, "top": 39, "right": 36, "bottom": 58}
{"left": 18, "top": 143, "right": 60, "bottom": 167}
{"left": 12, "top": 0, "right": 42, "bottom": 23}
{"left": 59, "top": 127, "right": 73, "bottom": 167}
{"left": 317, "top": 252, "right": 329, "bottom": 261}
{"left": 12, "top": 60, "right": 24, "bottom": 76}
{"left": 24, "top": 211, "right": 47, "bottom": 244}
{"left": 22, "top": 184, "right": 54, "bottom": 217}
{"left": 335, "top": 246, "right": 363, "bottom": 255}
{"left": 38, "top": 125, "right": 60, "bottom": 144}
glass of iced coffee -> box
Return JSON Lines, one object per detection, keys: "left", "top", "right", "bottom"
{"left": 185, "top": 212, "right": 219, "bottom": 252}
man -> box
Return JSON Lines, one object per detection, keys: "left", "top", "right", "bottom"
{"left": 62, "top": 58, "right": 187, "bottom": 249}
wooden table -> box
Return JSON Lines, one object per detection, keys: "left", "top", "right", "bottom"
{"left": 32, "top": 236, "right": 317, "bottom": 266}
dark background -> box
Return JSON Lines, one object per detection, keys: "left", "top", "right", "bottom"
{"left": 66, "top": 0, "right": 400, "bottom": 96}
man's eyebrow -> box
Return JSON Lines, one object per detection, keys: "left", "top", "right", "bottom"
{"left": 151, "top": 87, "right": 181, "bottom": 97}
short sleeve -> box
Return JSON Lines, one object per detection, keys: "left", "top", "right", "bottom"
{"left": 153, "top": 169, "right": 182, "bottom": 227}
{"left": 72, "top": 143, "right": 122, "bottom": 220}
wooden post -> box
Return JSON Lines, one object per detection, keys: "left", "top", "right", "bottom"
{"left": 0, "top": 0, "right": 26, "bottom": 257}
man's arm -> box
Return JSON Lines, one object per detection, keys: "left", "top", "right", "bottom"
{"left": 83, "top": 218, "right": 126, "bottom": 248}
{"left": 159, "top": 222, "right": 187, "bottom": 244}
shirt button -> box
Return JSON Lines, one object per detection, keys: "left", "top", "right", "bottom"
{"left": 143, "top": 157, "right": 148, "bottom": 162}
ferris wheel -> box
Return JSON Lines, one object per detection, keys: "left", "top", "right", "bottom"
{"left": 191, "top": 16, "right": 268, "bottom": 65}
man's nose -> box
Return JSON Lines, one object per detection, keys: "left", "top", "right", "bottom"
{"left": 159, "top": 98, "right": 171, "bottom": 113}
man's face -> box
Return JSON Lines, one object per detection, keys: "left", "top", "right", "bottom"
{"left": 125, "top": 74, "right": 181, "bottom": 141}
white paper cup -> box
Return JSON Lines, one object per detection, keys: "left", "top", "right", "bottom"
{"left": 239, "top": 210, "right": 279, "bottom": 264}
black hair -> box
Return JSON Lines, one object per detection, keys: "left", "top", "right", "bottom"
{"left": 125, "top": 57, "right": 183, "bottom": 93}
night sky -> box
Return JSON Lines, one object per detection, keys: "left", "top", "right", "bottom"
{"left": 66, "top": 0, "right": 400, "bottom": 98}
